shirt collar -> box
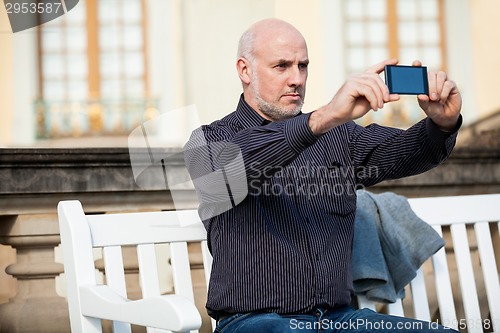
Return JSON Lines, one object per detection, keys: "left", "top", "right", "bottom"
{"left": 234, "top": 94, "right": 271, "bottom": 128}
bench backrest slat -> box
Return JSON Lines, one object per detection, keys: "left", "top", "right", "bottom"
{"left": 409, "top": 268, "right": 431, "bottom": 321}
{"left": 475, "top": 222, "right": 500, "bottom": 333}
{"left": 430, "top": 225, "right": 458, "bottom": 327}
{"left": 451, "top": 224, "right": 483, "bottom": 333}
{"left": 102, "top": 246, "right": 131, "bottom": 333}
{"left": 170, "top": 242, "right": 196, "bottom": 303}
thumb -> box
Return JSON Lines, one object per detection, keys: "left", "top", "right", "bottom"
{"left": 417, "top": 94, "right": 430, "bottom": 111}
{"left": 366, "top": 58, "right": 399, "bottom": 74}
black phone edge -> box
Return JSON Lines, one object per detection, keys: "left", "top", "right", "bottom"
{"left": 384, "top": 65, "right": 429, "bottom": 95}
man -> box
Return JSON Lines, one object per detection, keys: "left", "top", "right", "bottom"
{"left": 184, "top": 18, "right": 462, "bottom": 332}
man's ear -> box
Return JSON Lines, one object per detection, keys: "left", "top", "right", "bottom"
{"left": 236, "top": 57, "right": 252, "bottom": 85}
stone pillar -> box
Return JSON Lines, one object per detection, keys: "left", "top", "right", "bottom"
{"left": 0, "top": 214, "right": 70, "bottom": 333}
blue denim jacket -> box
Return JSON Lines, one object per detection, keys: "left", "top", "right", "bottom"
{"left": 352, "top": 190, "right": 445, "bottom": 303}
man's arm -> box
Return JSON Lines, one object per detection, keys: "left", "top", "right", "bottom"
{"left": 184, "top": 113, "right": 318, "bottom": 182}
{"left": 347, "top": 115, "right": 461, "bottom": 188}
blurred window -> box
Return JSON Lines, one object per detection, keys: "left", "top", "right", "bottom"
{"left": 37, "top": 0, "right": 150, "bottom": 138}
{"left": 343, "top": 0, "right": 446, "bottom": 127}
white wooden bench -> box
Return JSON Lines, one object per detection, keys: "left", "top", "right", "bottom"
{"left": 57, "top": 194, "right": 500, "bottom": 333}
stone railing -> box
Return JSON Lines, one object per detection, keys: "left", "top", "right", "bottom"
{"left": 0, "top": 147, "right": 499, "bottom": 333}
{"left": 35, "top": 98, "right": 160, "bottom": 139}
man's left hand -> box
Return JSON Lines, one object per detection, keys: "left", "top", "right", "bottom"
{"left": 414, "top": 60, "right": 462, "bottom": 131}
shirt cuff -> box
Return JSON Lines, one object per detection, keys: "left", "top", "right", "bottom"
{"left": 284, "top": 113, "right": 319, "bottom": 154}
{"left": 425, "top": 114, "right": 463, "bottom": 146}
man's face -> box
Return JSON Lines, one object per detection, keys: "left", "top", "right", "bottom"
{"left": 249, "top": 31, "right": 309, "bottom": 121}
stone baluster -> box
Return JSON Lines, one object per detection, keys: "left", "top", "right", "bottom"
{"left": 0, "top": 214, "right": 70, "bottom": 333}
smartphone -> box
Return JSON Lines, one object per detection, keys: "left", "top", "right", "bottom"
{"left": 385, "top": 65, "right": 429, "bottom": 95}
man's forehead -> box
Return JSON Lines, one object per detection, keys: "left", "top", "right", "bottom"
{"left": 254, "top": 34, "right": 308, "bottom": 60}
{"left": 255, "top": 44, "right": 308, "bottom": 63}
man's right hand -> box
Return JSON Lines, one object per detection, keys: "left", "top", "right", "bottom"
{"left": 308, "top": 59, "right": 401, "bottom": 135}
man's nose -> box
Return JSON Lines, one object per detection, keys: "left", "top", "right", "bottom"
{"left": 288, "top": 67, "right": 305, "bottom": 86}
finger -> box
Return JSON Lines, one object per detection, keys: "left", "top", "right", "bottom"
{"left": 436, "top": 71, "right": 447, "bottom": 98}
{"left": 357, "top": 83, "right": 383, "bottom": 111}
{"left": 417, "top": 94, "right": 430, "bottom": 112}
{"left": 341, "top": 79, "right": 379, "bottom": 112}
{"left": 412, "top": 59, "right": 422, "bottom": 67}
{"left": 440, "top": 80, "right": 456, "bottom": 101}
{"left": 388, "top": 93, "right": 400, "bottom": 102}
{"left": 428, "top": 72, "right": 438, "bottom": 101}
{"left": 361, "top": 72, "right": 392, "bottom": 102}
{"left": 354, "top": 74, "right": 386, "bottom": 109}
{"left": 373, "top": 73, "right": 391, "bottom": 102}
{"left": 417, "top": 94, "right": 430, "bottom": 104}
{"left": 366, "top": 58, "right": 399, "bottom": 75}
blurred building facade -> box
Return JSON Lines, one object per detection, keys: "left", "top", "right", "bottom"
{"left": 1, "top": 0, "right": 499, "bottom": 148}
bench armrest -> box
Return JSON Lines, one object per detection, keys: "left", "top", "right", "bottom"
{"left": 79, "top": 285, "right": 202, "bottom": 332}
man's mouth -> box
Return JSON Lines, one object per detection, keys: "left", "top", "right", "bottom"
{"left": 283, "top": 93, "right": 302, "bottom": 100}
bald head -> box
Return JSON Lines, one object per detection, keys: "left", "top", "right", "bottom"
{"left": 236, "top": 19, "right": 309, "bottom": 121}
{"left": 237, "top": 19, "right": 307, "bottom": 62}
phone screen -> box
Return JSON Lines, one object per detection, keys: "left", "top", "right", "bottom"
{"left": 385, "top": 65, "right": 429, "bottom": 95}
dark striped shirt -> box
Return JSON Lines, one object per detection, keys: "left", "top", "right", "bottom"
{"left": 184, "top": 95, "right": 460, "bottom": 319}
